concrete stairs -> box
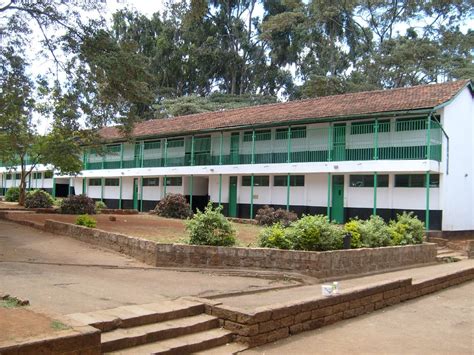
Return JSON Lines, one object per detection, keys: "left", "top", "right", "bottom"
{"left": 436, "top": 246, "right": 467, "bottom": 262}
{"left": 63, "top": 299, "right": 240, "bottom": 354}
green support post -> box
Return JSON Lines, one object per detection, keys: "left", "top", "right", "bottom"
{"left": 250, "top": 174, "right": 255, "bottom": 219}
{"left": 140, "top": 176, "right": 144, "bottom": 212}
{"left": 425, "top": 114, "right": 432, "bottom": 230}
{"left": 119, "top": 176, "right": 122, "bottom": 209}
{"left": 287, "top": 126, "right": 292, "bottom": 163}
{"left": 140, "top": 141, "right": 144, "bottom": 168}
{"left": 328, "top": 124, "right": 333, "bottom": 162}
{"left": 82, "top": 150, "right": 87, "bottom": 170}
{"left": 120, "top": 143, "right": 124, "bottom": 169}
{"left": 163, "top": 139, "right": 168, "bottom": 167}
{"left": 190, "top": 136, "right": 195, "bottom": 166}
{"left": 374, "top": 119, "right": 379, "bottom": 160}
{"left": 82, "top": 178, "right": 86, "bottom": 195}
{"left": 163, "top": 175, "right": 167, "bottom": 196}
{"left": 425, "top": 172, "right": 430, "bottom": 230}
{"left": 219, "top": 132, "right": 223, "bottom": 165}
{"left": 373, "top": 172, "right": 377, "bottom": 216}
{"left": 251, "top": 129, "right": 256, "bottom": 164}
{"left": 189, "top": 175, "right": 194, "bottom": 211}
{"left": 286, "top": 173, "right": 291, "bottom": 211}
{"left": 52, "top": 176, "right": 56, "bottom": 198}
{"left": 100, "top": 177, "right": 104, "bottom": 202}
{"left": 218, "top": 174, "right": 222, "bottom": 207}
{"left": 327, "top": 173, "right": 331, "bottom": 218}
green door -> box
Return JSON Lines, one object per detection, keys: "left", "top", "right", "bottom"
{"left": 230, "top": 133, "right": 240, "bottom": 164}
{"left": 133, "top": 178, "right": 139, "bottom": 210}
{"left": 331, "top": 175, "right": 344, "bottom": 223}
{"left": 333, "top": 123, "right": 346, "bottom": 161}
{"left": 228, "top": 176, "right": 238, "bottom": 217}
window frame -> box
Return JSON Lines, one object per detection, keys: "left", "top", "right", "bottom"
{"left": 242, "top": 175, "right": 270, "bottom": 187}
{"left": 166, "top": 177, "right": 182, "bottom": 186}
{"left": 88, "top": 178, "right": 102, "bottom": 186}
{"left": 104, "top": 178, "right": 120, "bottom": 186}
{"left": 394, "top": 174, "right": 440, "bottom": 188}
{"left": 349, "top": 174, "right": 389, "bottom": 188}
{"left": 143, "top": 177, "right": 160, "bottom": 187}
{"left": 273, "top": 175, "right": 305, "bottom": 187}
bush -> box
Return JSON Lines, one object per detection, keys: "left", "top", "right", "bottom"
{"left": 358, "top": 215, "right": 392, "bottom": 247}
{"left": 258, "top": 223, "right": 292, "bottom": 249}
{"left": 186, "top": 203, "right": 236, "bottom": 246}
{"left": 5, "top": 187, "right": 20, "bottom": 202}
{"left": 154, "top": 194, "right": 192, "bottom": 219}
{"left": 255, "top": 205, "right": 298, "bottom": 227}
{"left": 95, "top": 201, "right": 107, "bottom": 211}
{"left": 389, "top": 212, "right": 424, "bottom": 245}
{"left": 60, "top": 195, "right": 96, "bottom": 215}
{"left": 75, "top": 214, "right": 97, "bottom": 228}
{"left": 286, "top": 215, "right": 344, "bottom": 251}
{"left": 343, "top": 219, "right": 363, "bottom": 248}
{"left": 24, "top": 190, "right": 53, "bottom": 209}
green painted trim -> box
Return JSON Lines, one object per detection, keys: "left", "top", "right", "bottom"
{"left": 82, "top": 178, "right": 86, "bottom": 195}
{"left": 250, "top": 174, "right": 254, "bottom": 218}
{"left": 425, "top": 171, "right": 430, "bottom": 230}
{"left": 426, "top": 114, "right": 431, "bottom": 160}
{"left": 373, "top": 172, "right": 377, "bottom": 216}
{"left": 328, "top": 124, "right": 333, "bottom": 162}
{"left": 218, "top": 174, "right": 222, "bottom": 206}
{"left": 163, "top": 139, "right": 168, "bottom": 167}
{"left": 163, "top": 175, "right": 167, "bottom": 196}
{"left": 140, "top": 141, "right": 144, "bottom": 168}
{"left": 119, "top": 176, "right": 122, "bottom": 209}
{"left": 120, "top": 143, "right": 124, "bottom": 169}
{"left": 327, "top": 173, "right": 331, "bottom": 218}
{"left": 191, "top": 136, "right": 195, "bottom": 166}
{"left": 189, "top": 175, "right": 194, "bottom": 210}
{"left": 140, "top": 176, "right": 144, "bottom": 212}
{"left": 286, "top": 173, "right": 290, "bottom": 211}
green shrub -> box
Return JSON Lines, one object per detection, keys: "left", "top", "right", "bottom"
{"left": 255, "top": 205, "right": 298, "bottom": 227}
{"left": 95, "top": 201, "right": 107, "bottom": 210}
{"left": 359, "top": 215, "right": 392, "bottom": 247}
{"left": 5, "top": 187, "right": 20, "bottom": 202}
{"left": 186, "top": 203, "right": 236, "bottom": 246}
{"left": 389, "top": 212, "right": 424, "bottom": 245}
{"left": 343, "top": 219, "right": 363, "bottom": 248}
{"left": 60, "top": 195, "right": 96, "bottom": 215}
{"left": 258, "top": 223, "right": 292, "bottom": 249}
{"left": 286, "top": 215, "right": 344, "bottom": 251}
{"left": 24, "top": 190, "right": 53, "bottom": 209}
{"left": 75, "top": 214, "right": 97, "bottom": 228}
{"left": 53, "top": 198, "right": 63, "bottom": 208}
{"left": 154, "top": 194, "right": 192, "bottom": 219}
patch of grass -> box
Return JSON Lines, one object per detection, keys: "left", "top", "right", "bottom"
{"left": 0, "top": 296, "right": 25, "bottom": 308}
{"left": 51, "top": 320, "right": 70, "bottom": 331}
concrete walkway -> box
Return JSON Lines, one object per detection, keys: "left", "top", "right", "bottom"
{"left": 215, "top": 259, "right": 474, "bottom": 311}
{"left": 0, "top": 220, "right": 295, "bottom": 315}
{"left": 243, "top": 281, "right": 474, "bottom": 355}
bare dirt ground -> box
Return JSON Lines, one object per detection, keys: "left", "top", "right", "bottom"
{"left": 0, "top": 201, "right": 23, "bottom": 209}
{"left": 6, "top": 212, "right": 262, "bottom": 245}
{"left": 0, "top": 307, "right": 68, "bottom": 345}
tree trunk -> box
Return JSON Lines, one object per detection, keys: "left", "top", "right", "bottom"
{"left": 18, "top": 176, "right": 26, "bottom": 206}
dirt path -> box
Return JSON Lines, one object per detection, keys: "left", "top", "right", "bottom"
{"left": 0, "top": 220, "right": 294, "bottom": 315}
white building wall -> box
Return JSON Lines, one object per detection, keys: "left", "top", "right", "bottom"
{"left": 440, "top": 87, "right": 474, "bottom": 230}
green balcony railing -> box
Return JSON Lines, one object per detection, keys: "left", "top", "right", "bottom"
{"left": 81, "top": 118, "right": 443, "bottom": 171}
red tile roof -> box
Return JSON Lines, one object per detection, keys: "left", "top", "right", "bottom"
{"left": 99, "top": 80, "right": 471, "bottom": 140}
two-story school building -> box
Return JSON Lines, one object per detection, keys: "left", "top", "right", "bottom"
{"left": 1, "top": 80, "right": 473, "bottom": 231}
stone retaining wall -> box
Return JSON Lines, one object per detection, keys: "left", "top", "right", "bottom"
{"left": 205, "top": 267, "right": 474, "bottom": 347}
{"left": 39, "top": 219, "right": 437, "bottom": 279}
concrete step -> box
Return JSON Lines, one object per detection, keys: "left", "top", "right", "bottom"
{"left": 106, "top": 328, "right": 234, "bottom": 355}
{"left": 101, "top": 314, "right": 219, "bottom": 352}
{"left": 64, "top": 299, "right": 204, "bottom": 332}
{"left": 193, "top": 342, "right": 248, "bottom": 354}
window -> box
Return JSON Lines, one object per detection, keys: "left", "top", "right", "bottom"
{"left": 6, "top": 174, "right": 11, "bottom": 180}
{"left": 274, "top": 175, "right": 305, "bottom": 186}
{"left": 167, "top": 138, "right": 184, "bottom": 148}
{"left": 350, "top": 175, "right": 389, "bottom": 187}
{"left": 89, "top": 178, "right": 102, "bottom": 186}
{"left": 242, "top": 176, "right": 270, "bottom": 186}
{"left": 243, "top": 130, "right": 271, "bottom": 142}
{"left": 106, "top": 144, "right": 121, "bottom": 153}
{"left": 350, "top": 120, "right": 390, "bottom": 135}
{"left": 275, "top": 126, "right": 307, "bottom": 140}
{"left": 105, "top": 178, "right": 119, "bottom": 186}
{"left": 15, "top": 173, "right": 21, "bottom": 180}
{"left": 144, "top": 140, "right": 161, "bottom": 150}
{"left": 395, "top": 117, "right": 438, "bottom": 131}
{"left": 143, "top": 177, "right": 159, "bottom": 186}
{"left": 33, "top": 172, "right": 42, "bottom": 180}
{"left": 395, "top": 174, "right": 439, "bottom": 188}
{"left": 44, "top": 171, "right": 53, "bottom": 179}
{"left": 166, "top": 177, "right": 182, "bottom": 186}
